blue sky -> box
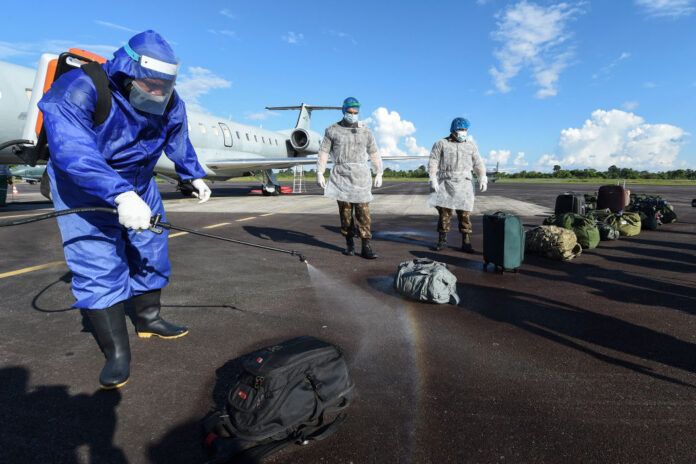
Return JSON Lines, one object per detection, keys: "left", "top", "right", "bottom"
{"left": 1, "top": 0, "right": 695, "bottom": 171}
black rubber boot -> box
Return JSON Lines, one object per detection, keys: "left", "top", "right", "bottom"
{"left": 361, "top": 238, "right": 378, "bottom": 259}
{"left": 131, "top": 290, "right": 188, "bottom": 339}
{"left": 81, "top": 304, "right": 131, "bottom": 390}
{"left": 461, "top": 233, "right": 474, "bottom": 253}
{"left": 434, "top": 232, "right": 447, "bottom": 251}
{"left": 342, "top": 235, "right": 355, "bottom": 256}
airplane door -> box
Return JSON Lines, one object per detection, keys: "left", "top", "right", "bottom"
{"left": 219, "top": 123, "right": 233, "bottom": 147}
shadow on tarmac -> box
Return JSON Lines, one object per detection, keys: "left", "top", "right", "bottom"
{"left": 0, "top": 367, "right": 126, "bottom": 464}
{"left": 457, "top": 282, "right": 696, "bottom": 386}
{"left": 243, "top": 225, "right": 344, "bottom": 253}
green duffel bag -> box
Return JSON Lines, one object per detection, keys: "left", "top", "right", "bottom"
{"left": 606, "top": 212, "right": 641, "bottom": 237}
{"left": 544, "top": 213, "right": 600, "bottom": 250}
{"left": 525, "top": 225, "right": 582, "bottom": 261}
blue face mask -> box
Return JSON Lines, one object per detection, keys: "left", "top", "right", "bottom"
{"left": 455, "top": 130, "right": 468, "bottom": 142}
{"left": 344, "top": 113, "right": 359, "bottom": 124}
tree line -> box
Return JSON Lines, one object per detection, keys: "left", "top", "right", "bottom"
{"left": 280, "top": 165, "right": 696, "bottom": 180}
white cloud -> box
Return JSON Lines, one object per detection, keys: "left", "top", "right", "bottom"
{"left": 538, "top": 109, "right": 687, "bottom": 170}
{"left": 487, "top": 149, "right": 511, "bottom": 164}
{"left": 622, "top": 101, "right": 639, "bottom": 111}
{"left": 282, "top": 32, "right": 304, "bottom": 45}
{"left": 209, "top": 29, "right": 237, "bottom": 38}
{"left": 364, "top": 107, "right": 429, "bottom": 157}
{"left": 327, "top": 30, "right": 358, "bottom": 45}
{"left": 0, "top": 40, "right": 119, "bottom": 61}
{"left": 245, "top": 111, "right": 279, "bottom": 121}
{"left": 592, "top": 51, "right": 631, "bottom": 80}
{"left": 176, "top": 67, "right": 232, "bottom": 113}
{"left": 489, "top": 1, "right": 583, "bottom": 98}
{"left": 220, "top": 9, "right": 236, "bottom": 19}
{"left": 94, "top": 20, "right": 137, "bottom": 33}
{"left": 513, "top": 152, "right": 529, "bottom": 166}
{"left": 635, "top": 0, "right": 695, "bottom": 18}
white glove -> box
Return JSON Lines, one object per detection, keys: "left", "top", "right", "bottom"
{"left": 479, "top": 176, "right": 488, "bottom": 193}
{"left": 115, "top": 191, "right": 152, "bottom": 231}
{"left": 317, "top": 173, "right": 327, "bottom": 189}
{"left": 373, "top": 173, "right": 383, "bottom": 188}
{"left": 191, "top": 178, "right": 211, "bottom": 203}
{"left": 430, "top": 178, "right": 440, "bottom": 193}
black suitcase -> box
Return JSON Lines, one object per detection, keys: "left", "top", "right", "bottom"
{"left": 554, "top": 192, "right": 586, "bottom": 215}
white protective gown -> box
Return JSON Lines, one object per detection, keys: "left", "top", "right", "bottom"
{"left": 319, "top": 122, "right": 382, "bottom": 203}
{"left": 428, "top": 136, "right": 486, "bottom": 211}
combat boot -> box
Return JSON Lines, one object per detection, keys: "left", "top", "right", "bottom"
{"left": 461, "top": 233, "right": 474, "bottom": 253}
{"left": 130, "top": 290, "right": 188, "bottom": 339}
{"left": 361, "top": 238, "right": 378, "bottom": 259}
{"left": 434, "top": 232, "right": 447, "bottom": 251}
{"left": 343, "top": 235, "right": 355, "bottom": 256}
{"left": 81, "top": 304, "right": 131, "bottom": 390}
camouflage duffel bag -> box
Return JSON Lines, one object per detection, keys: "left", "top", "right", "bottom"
{"left": 525, "top": 225, "right": 582, "bottom": 261}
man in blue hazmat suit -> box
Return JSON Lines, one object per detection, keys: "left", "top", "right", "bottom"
{"left": 39, "top": 30, "right": 211, "bottom": 389}
{"left": 428, "top": 117, "right": 487, "bottom": 253}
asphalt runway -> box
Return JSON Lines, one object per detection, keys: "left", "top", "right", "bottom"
{"left": 1, "top": 181, "right": 695, "bottom": 463}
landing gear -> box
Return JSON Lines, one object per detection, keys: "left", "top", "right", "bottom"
{"left": 261, "top": 169, "right": 281, "bottom": 196}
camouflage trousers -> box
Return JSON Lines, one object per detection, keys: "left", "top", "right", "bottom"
{"left": 337, "top": 201, "right": 372, "bottom": 239}
{"left": 436, "top": 207, "right": 472, "bottom": 234}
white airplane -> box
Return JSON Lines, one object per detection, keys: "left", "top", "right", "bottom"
{"left": 0, "top": 51, "right": 424, "bottom": 198}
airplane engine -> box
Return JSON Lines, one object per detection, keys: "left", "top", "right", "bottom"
{"left": 289, "top": 128, "right": 320, "bottom": 155}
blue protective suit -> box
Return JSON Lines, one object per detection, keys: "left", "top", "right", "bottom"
{"left": 38, "top": 31, "right": 206, "bottom": 309}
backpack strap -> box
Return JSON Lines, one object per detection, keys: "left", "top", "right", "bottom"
{"left": 80, "top": 62, "right": 112, "bottom": 126}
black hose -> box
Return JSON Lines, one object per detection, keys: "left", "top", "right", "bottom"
{"left": 0, "top": 207, "right": 117, "bottom": 227}
{"left": 0, "top": 139, "right": 34, "bottom": 152}
{"left": 0, "top": 207, "right": 307, "bottom": 263}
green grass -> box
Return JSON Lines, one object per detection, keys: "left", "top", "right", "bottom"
{"left": 497, "top": 178, "right": 696, "bottom": 186}
{"left": 203, "top": 176, "right": 696, "bottom": 186}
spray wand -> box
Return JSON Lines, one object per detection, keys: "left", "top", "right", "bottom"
{"left": 0, "top": 207, "right": 308, "bottom": 264}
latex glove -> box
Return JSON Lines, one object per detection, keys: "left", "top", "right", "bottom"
{"left": 115, "top": 191, "right": 152, "bottom": 231}
{"left": 373, "top": 173, "right": 383, "bottom": 188}
{"left": 317, "top": 173, "right": 327, "bottom": 189}
{"left": 479, "top": 176, "right": 488, "bottom": 193}
{"left": 430, "top": 178, "right": 440, "bottom": 193}
{"left": 191, "top": 178, "right": 211, "bottom": 203}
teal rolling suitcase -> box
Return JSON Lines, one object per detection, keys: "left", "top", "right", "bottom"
{"left": 483, "top": 212, "right": 524, "bottom": 273}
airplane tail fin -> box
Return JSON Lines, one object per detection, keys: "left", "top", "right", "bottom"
{"left": 265, "top": 103, "right": 341, "bottom": 130}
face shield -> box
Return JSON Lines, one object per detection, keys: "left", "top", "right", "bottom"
{"left": 124, "top": 42, "right": 179, "bottom": 115}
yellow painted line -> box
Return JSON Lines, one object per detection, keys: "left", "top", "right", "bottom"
{"left": 235, "top": 216, "right": 256, "bottom": 222}
{"left": 203, "top": 222, "right": 231, "bottom": 229}
{"left": 259, "top": 213, "right": 275, "bottom": 217}
{"left": 169, "top": 231, "right": 189, "bottom": 238}
{"left": 0, "top": 261, "right": 64, "bottom": 280}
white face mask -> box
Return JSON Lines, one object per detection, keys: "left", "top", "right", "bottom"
{"left": 344, "top": 113, "right": 359, "bottom": 124}
{"left": 456, "top": 130, "right": 468, "bottom": 142}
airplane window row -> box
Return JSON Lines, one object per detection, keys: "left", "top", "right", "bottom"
{"left": 186, "top": 122, "right": 280, "bottom": 147}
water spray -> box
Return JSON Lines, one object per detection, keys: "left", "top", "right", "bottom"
{"left": 0, "top": 207, "right": 308, "bottom": 264}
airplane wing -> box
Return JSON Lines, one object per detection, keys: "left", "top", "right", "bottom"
{"left": 206, "top": 157, "right": 319, "bottom": 172}
{"left": 206, "top": 155, "right": 429, "bottom": 173}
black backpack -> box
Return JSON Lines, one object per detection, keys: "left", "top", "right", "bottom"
{"left": 202, "top": 336, "right": 353, "bottom": 463}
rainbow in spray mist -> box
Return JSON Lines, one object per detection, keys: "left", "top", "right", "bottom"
{"left": 306, "top": 264, "right": 426, "bottom": 463}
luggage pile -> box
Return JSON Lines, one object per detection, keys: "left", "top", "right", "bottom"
{"left": 626, "top": 194, "right": 678, "bottom": 230}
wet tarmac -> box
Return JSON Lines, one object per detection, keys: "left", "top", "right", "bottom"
{"left": 1, "top": 181, "right": 695, "bottom": 463}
